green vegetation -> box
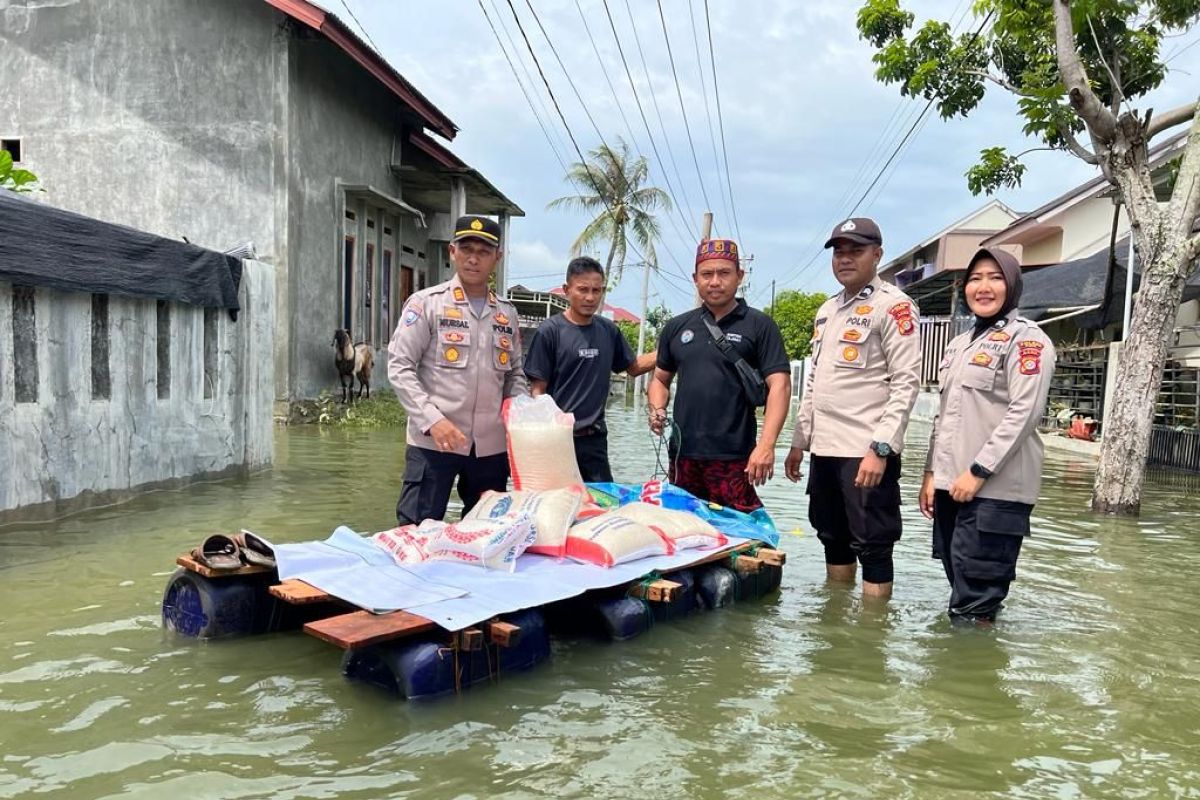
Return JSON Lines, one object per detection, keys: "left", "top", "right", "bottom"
{"left": 616, "top": 303, "right": 670, "bottom": 355}
{"left": 766, "top": 290, "right": 828, "bottom": 359}
{"left": 0, "top": 150, "right": 39, "bottom": 193}
{"left": 289, "top": 391, "right": 407, "bottom": 428}
{"left": 548, "top": 137, "right": 671, "bottom": 288}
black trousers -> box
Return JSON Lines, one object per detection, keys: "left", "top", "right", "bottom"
{"left": 395, "top": 445, "right": 510, "bottom": 525}
{"left": 932, "top": 490, "right": 1031, "bottom": 621}
{"left": 806, "top": 454, "right": 903, "bottom": 584}
{"left": 573, "top": 430, "right": 612, "bottom": 483}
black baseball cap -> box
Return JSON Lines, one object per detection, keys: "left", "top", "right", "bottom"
{"left": 824, "top": 217, "right": 883, "bottom": 248}
{"left": 452, "top": 215, "right": 502, "bottom": 246}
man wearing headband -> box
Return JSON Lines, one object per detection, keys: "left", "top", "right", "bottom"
{"left": 648, "top": 239, "right": 791, "bottom": 512}
{"left": 388, "top": 214, "right": 528, "bottom": 524}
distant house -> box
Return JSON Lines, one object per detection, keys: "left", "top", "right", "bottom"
{"left": 0, "top": 0, "right": 522, "bottom": 406}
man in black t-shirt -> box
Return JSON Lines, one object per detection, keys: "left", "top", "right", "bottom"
{"left": 648, "top": 239, "right": 791, "bottom": 512}
{"left": 524, "top": 257, "right": 657, "bottom": 481}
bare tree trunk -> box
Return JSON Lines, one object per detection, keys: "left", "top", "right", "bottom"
{"left": 1092, "top": 251, "right": 1189, "bottom": 513}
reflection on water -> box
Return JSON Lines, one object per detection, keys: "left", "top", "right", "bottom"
{"left": 2, "top": 403, "right": 1200, "bottom": 798}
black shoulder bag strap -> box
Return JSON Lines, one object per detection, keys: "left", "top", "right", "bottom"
{"left": 700, "top": 314, "right": 768, "bottom": 407}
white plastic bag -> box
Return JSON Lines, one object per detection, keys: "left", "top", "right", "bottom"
{"left": 565, "top": 510, "right": 673, "bottom": 567}
{"left": 372, "top": 513, "right": 536, "bottom": 572}
{"left": 464, "top": 487, "right": 584, "bottom": 557}
{"left": 504, "top": 394, "right": 584, "bottom": 491}
{"left": 612, "top": 502, "right": 728, "bottom": 551}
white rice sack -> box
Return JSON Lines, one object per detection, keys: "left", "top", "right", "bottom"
{"left": 372, "top": 525, "right": 430, "bottom": 565}
{"left": 612, "top": 502, "right": 728, "bottom": 552}
{"left": 566, "top": 511, "right": 673, "bottom": 567}
{"left": 504, "top": 394, "right": 584, "bottom": 491}
{"left": 464, "top": 487, "right": 583, "bottom": 557}
{"left": 422, "top": 513, "right": 536, "bottom": 572}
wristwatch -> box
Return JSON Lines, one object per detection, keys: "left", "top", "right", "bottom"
{"left": 969, "top": 462, "right": 993, "bottom": 479}
{"left": 869, "top": 441, "right": 893, "bottom": 457}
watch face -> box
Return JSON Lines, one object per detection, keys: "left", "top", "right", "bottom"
{"left": 873, "top": 442, "right": 891, "bottom": 457}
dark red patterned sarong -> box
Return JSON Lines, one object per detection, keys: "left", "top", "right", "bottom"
{"left": 668, "top": 457, "right": 762, "bottom": 513}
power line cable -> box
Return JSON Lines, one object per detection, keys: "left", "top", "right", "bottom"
{"left": 701, "top": 0, "right": 745, "bottom": 248}
{"left": 599, "top": 0, "right": 700, "bottom": 240}
{"left": 570, "top": 0, "right": 698, "bottom": 267}
{"left": 478, "top": 0, "right": 571, "bottom": 175}
{"left": 337, "top": 0, "right": 382, "bottom": 54}
{"left": 655, "top": 0, "right": 714, "bottom": 217}
{"left": 520, "top": 0, "right": 695, "bottom": 285}
{"left": 686, "top": 0, "right": 735, "bottom": 238}
{"left": 620, "top": 0, "right": 701, "bottom": 234}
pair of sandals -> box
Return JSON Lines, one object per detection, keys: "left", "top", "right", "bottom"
{"left": 191, "top": 530, "right": 276, "bottom": 571}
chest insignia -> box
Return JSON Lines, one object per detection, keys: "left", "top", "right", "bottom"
{"left": 498, "top": 335, "right": 512, "bottom": 350}
{"left": 494, "top": 312, "right": 510, "bottom": 325}
{"left": 970, "top": 351, "right": 994, "bottom": 367}
{"left": 443, "top": 331, "right": 465, "bottom": 344}
{"left": 988, "top": 330, "right": 1011, "bottom": 342}
{"left": 498, "top": 351, "right": 510, "bottom": 366}
{"left": 854, "top": 304, "right": 873, "bottom": 315}
{"left": 681, "top": 329, "right": 694, "bottom": 344}
{"left": 841, "top": 328, "right": 863, "bottom": 342}
{"left": 842, "top": 345, "right": 860, "bottom": 361}
{"left": 443, "top": 307, "right": 463, "bottom": 319}
{"left": 445, "top": 346, "right": 461, "bottom": 363}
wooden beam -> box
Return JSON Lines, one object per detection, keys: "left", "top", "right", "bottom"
{"left": 304, "top": 610, "right": 437, "bottom": 649}
{"left": 269, "top": 579, "right": 334, "bottom": 605}
{"left": 734, "top": 555, "right": 764, "bottom": 574}
{"left": 628, "top": 578, "right": 683, "bottom": 603}
{"left": 457, "top": 628, "right": 484, "bottom": 651}
{"left": 757, "top": 548, "right": 786, "bottom": 566}
{"left": 484, "top": 620, "right": 521, "bottom": 647}
{"left": 176, "top": 553, "right": 272, "bottom": 579}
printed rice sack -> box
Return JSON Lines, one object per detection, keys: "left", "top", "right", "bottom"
{"left": 464, "top": 487, "right": 583, "bottom": 557}
{"left": 372, "top": 513, "right": 536, "bottom": 572}
{"left": 612, "top": 502, "right": 727, "bottom": 551}
{"left": 565, "top": 511, "right": 673, "bottom": 567}
{"left": 504, "top": 394, "right": 584, "bottom": 491}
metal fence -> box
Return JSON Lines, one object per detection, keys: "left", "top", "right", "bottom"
{"left": 919, "top": 318, "right": 954, "bottom": 387}
{"left": 1147, "top": 425, "right": 1200, "bottom": 473}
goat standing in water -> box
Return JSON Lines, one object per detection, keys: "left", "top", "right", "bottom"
{"left": 332, "top": 329, "right": 374, "bottom": 403}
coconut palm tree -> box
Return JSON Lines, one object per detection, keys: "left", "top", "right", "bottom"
{"left": 547, "top": 138, "right": 671, "bottom": 287}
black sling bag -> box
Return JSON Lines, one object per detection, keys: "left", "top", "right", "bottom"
{"left": 700, "top": 315, "right": 768, "bottom": 407}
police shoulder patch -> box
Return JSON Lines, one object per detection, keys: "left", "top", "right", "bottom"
{"left": 403, "top": 304, "right": 422, "bottom": 327}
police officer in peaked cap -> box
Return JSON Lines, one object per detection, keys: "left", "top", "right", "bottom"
{"left": 785, "top": 217, "right": 923, "bottom": 600}
{"left": 387, "top": 214, "right": 527, "bottom": 524}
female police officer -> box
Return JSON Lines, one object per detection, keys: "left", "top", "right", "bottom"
{"left": 919, "top": 247, "right": 1056, "bottom": 623}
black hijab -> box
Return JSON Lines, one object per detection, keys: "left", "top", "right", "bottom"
{"left": 966, "top": 247, "right": 1023, "bottom": 339}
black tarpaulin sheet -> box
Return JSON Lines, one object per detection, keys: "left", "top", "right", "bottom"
{"left": 1020, "top": 237, "right": 1200, "bottom": 330}
{"left": 0, "top": 190, "right": 242, "bottom": 315}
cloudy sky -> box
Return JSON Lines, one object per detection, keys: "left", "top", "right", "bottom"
{"left": 343, "top": 0, "right": 1199, "bottom": 315}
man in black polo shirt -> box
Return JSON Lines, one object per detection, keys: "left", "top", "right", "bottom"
{"left": 524, "top": 256, "right": 657, "bottom": 482}
{"left": 648, "top": 239, "right": 791, "bottom": 512}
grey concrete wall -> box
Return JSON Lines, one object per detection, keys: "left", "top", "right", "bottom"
{"left": 286, "top": 36, "right": 413, "bottom": 400}
{"left": 0, "top": 261, "right": 275, "bottom": 516}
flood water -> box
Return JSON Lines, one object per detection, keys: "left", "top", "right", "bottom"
{"left": 3, "top": 402, "right": 1200, "bottom": 799}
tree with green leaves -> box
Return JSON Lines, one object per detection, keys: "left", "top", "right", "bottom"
{"left": 616, "top": 303, "right": 670, "bottom": 355}
{"left": 0, "top": 150, "right": 38, "bottom": 193}
{"left": 767, "top": 290, "right": 829, "bottom": 360}
{"left": 859, "top": 0, "right": 1200, "bottom": 515}
{"left": 547, "top": 138, "right": 671, "bottom": 288}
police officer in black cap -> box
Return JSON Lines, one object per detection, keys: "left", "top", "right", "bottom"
{"left": 387, "top": 215, "right": 528, "bottom": 523}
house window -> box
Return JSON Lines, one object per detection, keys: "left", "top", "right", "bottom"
{"left": 91, "top": 294, "right": 111, "bottom": 400}
{"left": 381, "top": 250, "right": 393, "bottom": 337}
{"left": 364, "top": 242, "right": 376, "bottom": 344}
{"left": 203, "top": 307, "right": 219, "bottom": 399}
{"left": 342, "top": 235, "right": 356, "bottom": 330}
{"left": 13, "top": 285, "right": 38, "bottom": 404}
{"left": 1, "top": 138, "right": 22, "bottom": 163}
{"left": 156, "top": 300, "right": 171, "bottom": 400}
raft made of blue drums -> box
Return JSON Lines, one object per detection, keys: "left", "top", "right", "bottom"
{"left": 162, "top": 542, "right": 785, "bottom": 701}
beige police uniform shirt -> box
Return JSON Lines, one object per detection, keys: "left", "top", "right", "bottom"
{"left": 387, "top": 274, "right": 528, "bottom": 457}
{"left": 925, "top": 312, "right": 1056, "bottom": 505}
{"left": 791, "top": 277, "right": 922, "bottom": 457}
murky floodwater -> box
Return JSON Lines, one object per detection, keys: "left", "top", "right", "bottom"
{"left": 3, "top": 402, "right": 1200, "bottom": 799}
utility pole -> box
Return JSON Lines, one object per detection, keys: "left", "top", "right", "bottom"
{"left": 695, "top": 211, "right": 713, "bottom": 307}
{"left": 635, "top": 258, "right": 650, "bottom": 410}
{"left": 770, "top": 279, "right": 776, "bottom": 317}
